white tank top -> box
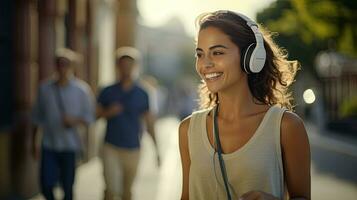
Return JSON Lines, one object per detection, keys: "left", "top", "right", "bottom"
{"left": 188, "top": 105, "right": 286, "bottom": 200}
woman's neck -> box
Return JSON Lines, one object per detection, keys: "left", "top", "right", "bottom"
{"left": 217, "top": 94, "right": 251, "bottom": 120}
{"left": 216, "top": 82, "right": 265, "bottom": 121}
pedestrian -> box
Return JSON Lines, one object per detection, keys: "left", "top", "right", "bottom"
{"left": 179, "top": 10, "right": 310, "bottom": 200}
{"left": 97, "top": 46, "right": 160, "bottom": 200}
{"left": 31, "top": 48, "right": 95, "bottom": 200}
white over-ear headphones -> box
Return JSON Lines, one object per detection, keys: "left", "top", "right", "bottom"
{"left": 216, "top": 11, "right": 267, "bottom": 74}
{"left": 235, "top": 12, "right": 267, "bottom": 74}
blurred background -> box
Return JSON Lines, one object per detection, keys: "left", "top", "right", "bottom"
{"left": 0, "top": 0, "right": 357, "bottom": 199}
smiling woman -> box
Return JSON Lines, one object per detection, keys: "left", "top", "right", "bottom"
{"left": 195, "top": 11, "right": 298, "bottom": 110}
{"left": 179, "top": 10, "right": 311, "bottom": 200}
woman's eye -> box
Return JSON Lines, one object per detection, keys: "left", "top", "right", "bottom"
{"left": 195, "top": 53, "right": 202, "bottom": 58}
{"left": 213, "top": 51, "right": 223, "bottom": 56}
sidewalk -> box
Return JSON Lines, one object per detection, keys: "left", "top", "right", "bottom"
{"left": 30, "top": 117, "right": 182, "bottom": 200}
{"left": 305, "top": 121, "right": 357, "bottom": 200}
{"left": 31, "top": 117, "right": 357, "bottom": 200}
{"left": 305, "top": 121, "right": 357, "bottom": 158}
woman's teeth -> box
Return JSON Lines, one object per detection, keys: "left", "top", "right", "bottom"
{"left": 205, "top": 72, "right": 223, "bottom": 79}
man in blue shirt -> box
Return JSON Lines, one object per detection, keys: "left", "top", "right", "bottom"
{"left": 32, "top": 48, "right": 95, "bottom": 200}
{"left": 97, "top": 46, "right": 159, "bottom": 200}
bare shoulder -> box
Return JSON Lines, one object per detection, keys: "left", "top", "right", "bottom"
{"left": 178, "top": 115, "right": 192, "bottom": 151}
{"left": 179, "top": 116, "right": 191, "bottom": 137}
{"left": 281, "top": 111, "right": 309, "bottom": 149}
{"left": 281, "top": 111, "right": 305, "bottom": 130}
{"left": 280, "top": 111, "right": 311, "bottom": 199}
{"left": 179, "top": 116, "right": 192, "bottom": 199}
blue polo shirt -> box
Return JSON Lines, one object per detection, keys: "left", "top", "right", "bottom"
{"left": 97, "top": 82, "right": 149, "bottom": 149}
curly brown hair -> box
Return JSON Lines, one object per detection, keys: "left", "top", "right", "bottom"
{"left": 196, "top": 11, "right": 299, "bottom": 111}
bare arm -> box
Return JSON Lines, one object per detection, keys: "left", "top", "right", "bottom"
{"left": 281, "top": 111, "right": 311, "bottom": 200}
{"left": 143, "top": 111, "right": 157, "bottom": 145}
{"left": 143, "top": 110, "right": 161, "bottom": 166}
{"left": 62, "top": 116, "right": 90, "bottom": 128}
{"left": 179, "top": 117, "right": 191, "bottom": 200}
{"left": 96, "top": 103, "right": 123, "bottom": 119}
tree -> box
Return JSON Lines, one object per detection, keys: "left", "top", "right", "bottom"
{"left": 257, "top": 0, "right": 357, "bottom": 73}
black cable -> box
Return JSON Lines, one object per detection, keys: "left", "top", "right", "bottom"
{"left": 213, "top": 104, "right": 232, "bottom": 200}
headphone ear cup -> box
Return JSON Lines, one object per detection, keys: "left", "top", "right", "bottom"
{"left": 241, "top": 43, "right": 256, "bottom": 74}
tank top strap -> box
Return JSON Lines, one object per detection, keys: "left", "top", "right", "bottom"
{"left": 269, "top": 105, "right": 287, "bottom": 157}
{"left": 270, "top": 105, "right": 288, "bottom": 198}
{"left": 188, "top": 108, "right": 212, "bottom": 157}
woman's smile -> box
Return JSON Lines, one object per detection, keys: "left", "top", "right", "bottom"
{"left": 203, "top": 72, "right": 223, "bottom": 81}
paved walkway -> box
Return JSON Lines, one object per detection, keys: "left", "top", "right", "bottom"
{"left": 30, "top": 117, "right": 181, "bottom": 200}
{"left": 31, "top": 117, "right": 357, "bottom": 200}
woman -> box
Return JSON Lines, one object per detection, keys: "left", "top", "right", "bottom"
{"left": 179, "top": 10, "right": 310, "bottom": 200}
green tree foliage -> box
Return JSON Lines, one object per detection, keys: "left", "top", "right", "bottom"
{"left": 340, "top": 96, "right": 357, "bottom": 118}
{"left": 257, "top": 0, "right": 357, "bottom": 72}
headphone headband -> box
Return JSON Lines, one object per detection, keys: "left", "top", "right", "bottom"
{"left": 218, "top": 10, "right": 267, "bottom": 73}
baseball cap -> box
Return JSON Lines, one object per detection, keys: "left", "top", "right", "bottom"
{"left": 115, "top": 46, "right": 141, "bottom": 61}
